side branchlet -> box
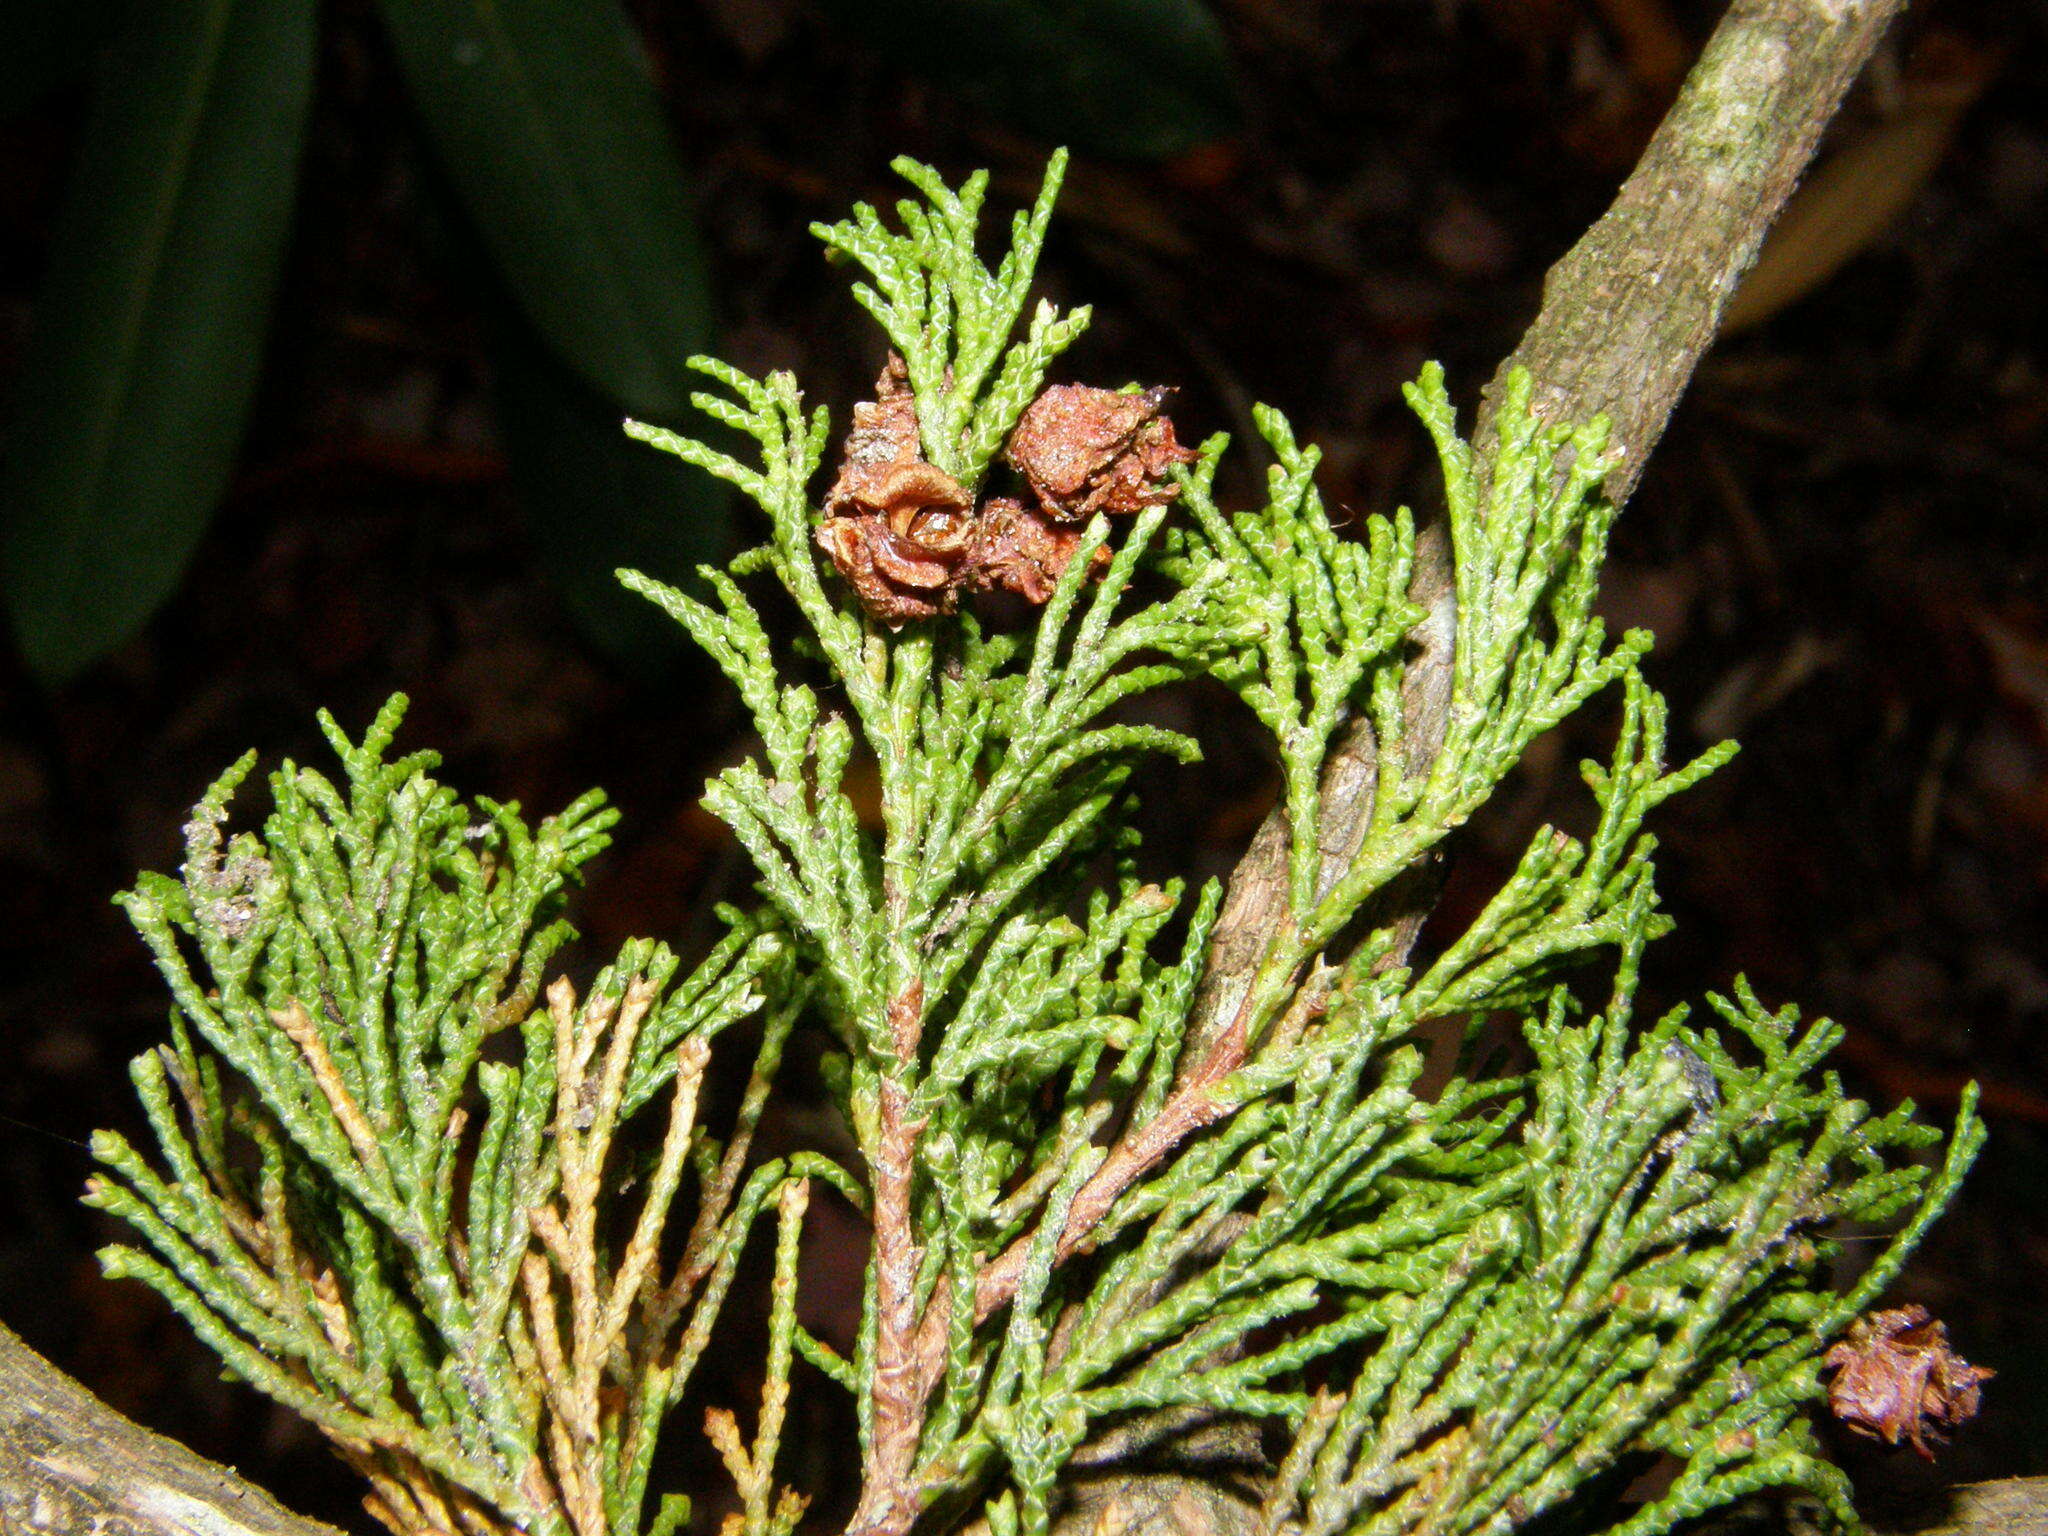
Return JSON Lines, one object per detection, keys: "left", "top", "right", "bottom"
{"left": 91, "top": 698, "right": 850, "bottom": 1536}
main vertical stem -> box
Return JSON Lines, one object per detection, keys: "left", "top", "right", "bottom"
{"left": 852, "top": 977, "right": 935, "bottom": 1536}
{"left": 852, "top": 1078, "right": 926, "bottom": 1536}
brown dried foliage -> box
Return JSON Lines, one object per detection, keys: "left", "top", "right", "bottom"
{"left": 814, "top": 358, "right": 1192, "bottom": 625}
{"left": 1824, "top": 1304, "right": 1993, "bottom": 1458}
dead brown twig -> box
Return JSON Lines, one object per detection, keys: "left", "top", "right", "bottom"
{"left": 518, "top": 978, "right": 709, "bottom": 1536}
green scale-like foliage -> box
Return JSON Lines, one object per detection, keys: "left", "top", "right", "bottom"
{"left": 94, "top": 154, "right": 1981, "bottom": 1536}
{"left": 89, "top": 701, "right": 844, "bottom": 1536}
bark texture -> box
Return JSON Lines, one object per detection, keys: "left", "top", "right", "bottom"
{"left": 1477, "top": 0, "right": 1908, "bottom": 506}
{"left": 0, "top": 1320, "right": 340, "bottom": 1536}
{"left": 1875, "top": 1478, "right": 2048, "bottom": 1536}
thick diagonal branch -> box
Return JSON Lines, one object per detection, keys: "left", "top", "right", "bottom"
{"left": 1178, "top": 0, "right": 1910, "bottom": 1075}
{"left": 974, "top": 0, "right": 1911, "bottom": 1347}
{"left": 0, "top": 1320, "right": 341, "bottom": 1536}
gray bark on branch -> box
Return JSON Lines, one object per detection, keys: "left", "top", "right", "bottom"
{"left": 0, "top": 1319, "right": 340, "bottom": 1536}
{"left": 1871, "top": 1478, "right": 2048, "bottom": 1536}
{"left": 1186, "top": 0, "right": 1910, "bottom": 1070}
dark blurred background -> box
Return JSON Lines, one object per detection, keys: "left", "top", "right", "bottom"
{"left": 0, "top": 0, "right": 2042, "bottom": 1528}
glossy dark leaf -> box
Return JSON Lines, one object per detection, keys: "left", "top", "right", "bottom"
{"left": 378, "top": 0, "right": 713, "bottom": 421}
{"left": 0, "top": 0, "right": 316, "bottom": 682}
{"left": 818, "top": 0, "right": 1239, "bottom": 160}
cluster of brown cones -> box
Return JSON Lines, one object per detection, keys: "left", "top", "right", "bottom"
{"left": 815, "top": 354, "right": 1194, "bottom": 626}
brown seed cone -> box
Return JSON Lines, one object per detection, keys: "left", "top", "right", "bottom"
{"left": 1006, "top": 383, "right": 1196, "bottom": 520}
{"left": 816, "top": 513, "right": 959, "bottom": 626}
{"left": 818, "top": 359, "right": 1191, "bottom": 622}
{"left": 1824, "top": 1305, "right": 1993, "bottom": 1458}
{"left": 817, "top": 354, "right": 977, "bottom": 625}
{"left": 824, "top": 354, "right": 926, "bottom": 514}
{"left": 964, "top": 498, "right": 1110, "bottom": 605}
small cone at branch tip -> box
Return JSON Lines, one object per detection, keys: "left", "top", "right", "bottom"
{"left": 964, "top": 497, "right": 1110, "bottom": 605}
{"left": 815, "top": 355, "right": 1191, "bottom": 624}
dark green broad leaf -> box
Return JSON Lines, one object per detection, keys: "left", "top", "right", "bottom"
{"left": 818, "top": 0, "right": 1239, "bottom": 160}
{"left": 487, "top": 309, "right": 730, "bottom": 673}
{"left": 0, "top": 0, "right": 316, "bottom": 682}
{"left": 377, "top": 0, "right": 712, "bottom": 423}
